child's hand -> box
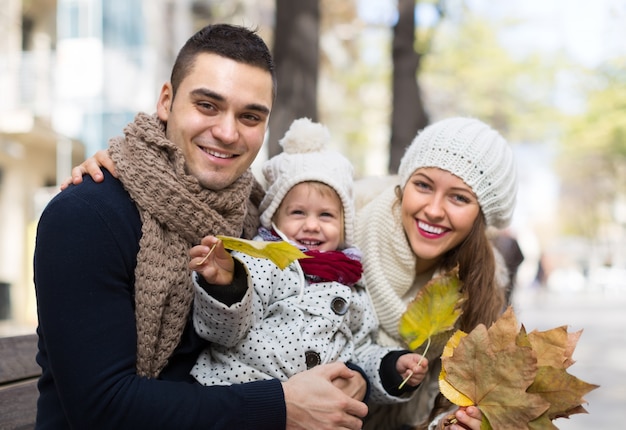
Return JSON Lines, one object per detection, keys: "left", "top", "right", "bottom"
{"left": 189, "top": 236, "right": 235, "bottom": 285}
{"left": 396, "top": 353, "right": 428, "bottom": 387}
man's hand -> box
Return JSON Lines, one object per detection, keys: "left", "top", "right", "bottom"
{"left": 331, "top": 366, "right": 367, "bottom": 401}
{"left": 60, "top": 150, "right": 116, "bottom": 190}
{"left": 282, "top": 362, "right": 368, "bottom": 430}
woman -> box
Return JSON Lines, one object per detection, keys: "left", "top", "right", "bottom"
{"left": 355, "top": 117, "right": 517, "bottom": 430}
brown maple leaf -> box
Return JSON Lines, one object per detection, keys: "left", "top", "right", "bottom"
{"left": 523, "top": 324, "right": 598, "bottom": 424}
{"left": 526, "top": 326, "right": 582, "bottom": 368}
{"left": 440, "top": 308, "right": 550, "bottom": 430}
{"left": 527, "top": 365, "right": 599, "bottom": 422}
{"left": 440, "top": 307, "right": 599, "bottom": 430}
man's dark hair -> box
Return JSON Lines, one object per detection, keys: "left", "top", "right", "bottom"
{"left": 170, "top": 24, "right": 276, "bottom": 101}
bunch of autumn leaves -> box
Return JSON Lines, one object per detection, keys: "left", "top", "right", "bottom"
{"left": 398, "top": 267, "right": 599, "bottom": 430}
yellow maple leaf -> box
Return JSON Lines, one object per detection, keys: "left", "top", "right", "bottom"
{"left": 439, "top": 371, "right": 474, "bottom": 407}
{"left": 216, "top": 235, "right": 310, "bottom": 270}
{"left": 442, "top": 329, "right": 467, "bottom": 359}
{"left": 398, "top": 266, "right": 466, "bottom": 353}
{"left": 439, "top": 330, "right": 474, "bottom": 406}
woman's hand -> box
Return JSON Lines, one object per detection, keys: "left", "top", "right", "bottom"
{"left": 60, "top": 150, "right": 116, "bottom": 190}
{"left": 445, "top": 406, "right": 483, "bottom": 430}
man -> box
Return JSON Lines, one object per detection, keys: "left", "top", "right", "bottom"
{"left": 34, "top": 24, "right": 367, "bottom": 429}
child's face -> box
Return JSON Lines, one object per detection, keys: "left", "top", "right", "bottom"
{"left": 273, "top": 182, "right": 343, "bottom": 252}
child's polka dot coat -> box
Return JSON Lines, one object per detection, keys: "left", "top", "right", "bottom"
{"left": 191, "top": 250, "right": 412, "bottom": 404}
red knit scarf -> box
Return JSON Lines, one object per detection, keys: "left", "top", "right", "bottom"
{"left": 300, "top": 250, "right": 363, "bottom": 286}
{"left": 257, "top": 227, "right": 363, "bottom": 286}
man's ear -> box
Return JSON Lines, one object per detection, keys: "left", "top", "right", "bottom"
{"left": 156, "top": 82, "right": 173, "bottom": 121}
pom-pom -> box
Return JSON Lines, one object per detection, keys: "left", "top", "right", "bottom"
{"left": 279, "top": 117, "right": 331, "bottom": 154}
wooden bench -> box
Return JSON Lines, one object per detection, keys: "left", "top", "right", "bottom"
{"left": 0, "top": 333, "right": 40, "bottom": 430}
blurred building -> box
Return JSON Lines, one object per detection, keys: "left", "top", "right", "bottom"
{"left": 0, "top": 0, "right": 205, "bottom": 334}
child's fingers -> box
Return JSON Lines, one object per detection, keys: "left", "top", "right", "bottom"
{"left": 404, "top": 371, "right": 424, "bottom": 387}
{"left": 411, "top": 356, "right": 428, "bottom": 374}
{"left": 196, "top": 242, "right": 218, "bottom": 266}
{"left": 189, "top": 249, "right": 210, "bottom": 270}
{"left": 199, "top": 235, "right": 220, "bottom": 247}
{"left": 190, "top": 242, "right": 213, "bottom": 258}
{"left": 417, "top": 355, "right": 428, "bottom": 367}
{"left": 189, "top": 246, "right": 204, "bottom": 259}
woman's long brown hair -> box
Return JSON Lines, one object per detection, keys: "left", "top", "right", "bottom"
{"left": 440, "top": 213, "right": 505, "bottom": 332}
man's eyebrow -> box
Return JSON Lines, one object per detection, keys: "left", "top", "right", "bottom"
{"left": 191, "top": 87, "right": 223, "bottom": 101}
{"left": 190, "top": 88, "right": 270, "bottom": 115}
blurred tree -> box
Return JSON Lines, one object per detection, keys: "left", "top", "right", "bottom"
{"left": 269, "top": 0, "right": 445, "bottom": 173}
{"left": 317, "top": 0, "right": 371, "bottom": 173}
{"left": 420, "top": 10, "right": 565, "bottom": 143}
{"left": 268, "top": 0, "right": 320, "bottom": 157}
{"left": 557, "top": 58, "right": 626, "bottom": 238}
{"left": 388, "top": 0, "right": 432, "bottom": 173}
{"left": 317, "top": 0, "right": 446, "bottom": 175}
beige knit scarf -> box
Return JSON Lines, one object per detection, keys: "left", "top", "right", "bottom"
{"left": 355, "top": 186, "right": 417, "bottom": 345}
{"left": 109, "top": 113, "right": 263, "bottom": 378}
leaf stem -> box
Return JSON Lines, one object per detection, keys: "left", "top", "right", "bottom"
{"left": 196, "top": 243, "right": 217, "bottom": 266}
{"left": 419, "top": 336, "right": 432, "bottom": 366}
{"left": 398, "top": 370, "right": 413, "bottom": 390}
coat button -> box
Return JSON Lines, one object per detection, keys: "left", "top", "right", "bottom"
{"left": 305, "top": 350, "right": 321, "bottom": 369}
{"left": 331, "top": 297, "right": 348, "bottom": 315}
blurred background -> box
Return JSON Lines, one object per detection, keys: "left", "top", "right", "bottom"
{"left": 1, "top": 0, "right": 624, "bottom": 427}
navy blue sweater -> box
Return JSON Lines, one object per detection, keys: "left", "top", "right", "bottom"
{"left": 33, "top": 171, "right": 285, "bottom": 429}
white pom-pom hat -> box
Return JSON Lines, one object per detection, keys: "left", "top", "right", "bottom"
{"left": 398, "top": 117, "right": 517, "bottom": 228}
{"left": 259, "top": 118, "right": 355, "bottom": 245}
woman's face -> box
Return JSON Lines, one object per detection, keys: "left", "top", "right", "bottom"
{"left": 401, "top": 167, "right": 481, "bottom": 271}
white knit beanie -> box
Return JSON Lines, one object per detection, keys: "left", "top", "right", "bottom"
{"left": 398, "top": 117, "right": 517, "bottom": 228}
{"left": 259, "top": 118, "right": 355, "bottom": 245}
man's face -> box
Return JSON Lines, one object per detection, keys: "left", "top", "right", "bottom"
{"left": 157, "top": 53, "right": 273, "bottom": 190}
